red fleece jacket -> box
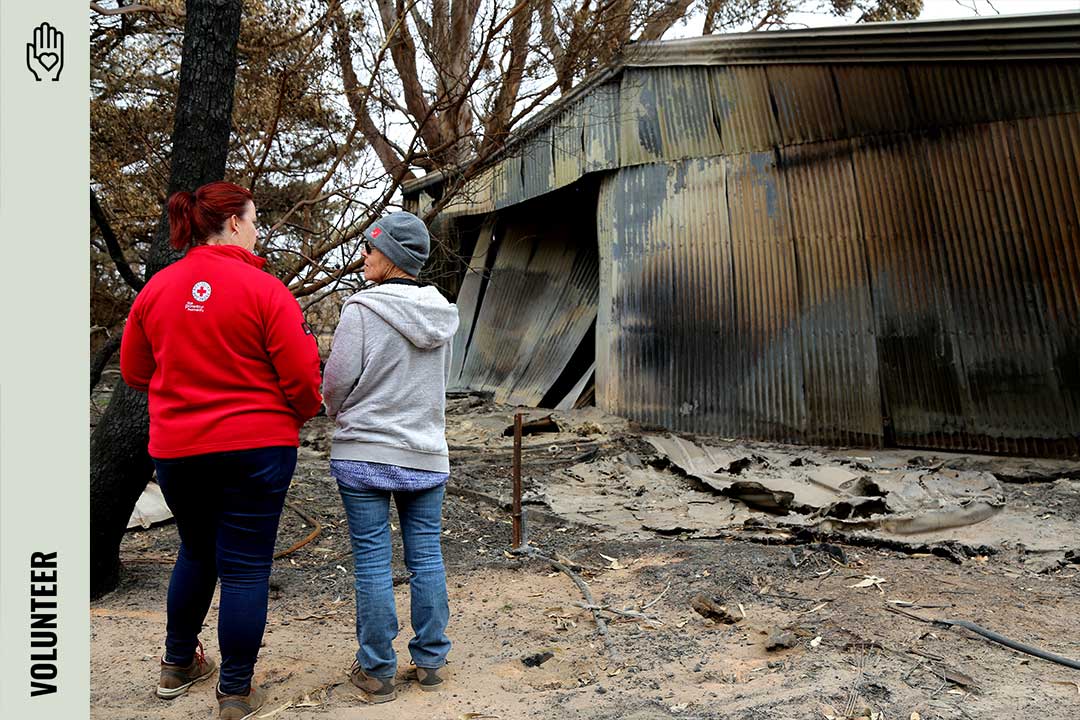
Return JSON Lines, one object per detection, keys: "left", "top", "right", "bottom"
{"left": 121, "top": 244, "right": 323, "bottom": 459}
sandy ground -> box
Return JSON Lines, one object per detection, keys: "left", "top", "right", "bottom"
{"left": 90, "top": 392, "right": 1080, "bottom": 719}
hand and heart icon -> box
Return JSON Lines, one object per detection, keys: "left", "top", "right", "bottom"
{"left": 26, "top": 22, "right": 64, "bottom": 82}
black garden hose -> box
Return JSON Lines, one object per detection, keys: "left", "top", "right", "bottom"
{"left": 941, "top": 618, "right": 1080, "bottom": 671}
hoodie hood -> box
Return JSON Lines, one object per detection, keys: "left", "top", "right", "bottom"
{"left": 344, "top": 283, "right": 458, "bottom": 349}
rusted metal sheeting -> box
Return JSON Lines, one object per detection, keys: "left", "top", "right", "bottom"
{"left": 725, "top": 152, "right": 806, "bottom": 442}
{"left": 852, "top": 134, "right": 968, "bottom": 449}
{"left": 851, "top": 117, "right": 1080, "bottom": 455}
{"left": 598, "top": 155, "right": 811, "bottom": 440}
{"left": 832, "top": 65, "right": 915, "bottom": 136}
{"left": 595, "top": 181, "right": 618, "bottom": 420}
{"left": 520, "top": 126, "right": 555, "bottom": 201}
{"left": 618, "top": 69, "right": 661, "bottom": 167}
{"left": 426, "top": 59, "right": 1080, "bottom": 220}
{"left": 596, "top": 119, "right": 1080, "bottom": 451}
{"left": 618, "top": 67, "right": 723, "bottom": 168}
{"left": 907, "top": 64, "right": 1002, "bottom": 129}
{"left": 456, "top": 201, "right": 598, "bottom": 405}
{"left": 596, "top": 160, "right": 730, "bottom": 431}
{"left": 440, "top": 168, "right": 495, "bottom": 218}
{"left": 665, "top": 158, "right": 734, "bottom": 436}
{"left": 996, "top": 62, "right": 1080, "bottom": 119}
{"left": 782, "top": 141, "right": 881, "bottom": 446}
{"left": 922, "top": 118, "right": 1078, "bottom": 454}
{"left": 709, "top": 66, "right": 779, "bottom": 154}
{"left": 552, "top": 106, "right": 584, "bottom": 191}
{"left": 829, "top": 61, "right": 1080, "bottom": 155}
{"left": 768, "top": 60, "right": 1080, "bottom": 148}
{"left": 1008, "top": 112, "right": 1080, "bottom": 453}
{"left": 490, "top": 83, "right": 620, "bottom": 210}
{"left": 767, "top": 65, "right": 846, "bottom": 146}
{"left": 582, "top": 82, "right": 620, "bottom": 174}
{"left": 448, "top": 217, "right": 496, "bottom": 387}
{"left": 492, "top": 152, "right": 523, "bottom": 210}
{"left": 597, "top": 162, "right": 674, "bottom": 428}
{"left": 904, "top": 61, "right": 1080, "bottom": 131}
{"left": 552, "top": 83, "right": 621, "bottom": 189}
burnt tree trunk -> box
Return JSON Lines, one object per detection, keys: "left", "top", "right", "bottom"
{"left": 90, "top": 0, "right": 243, "bottom": 598}
{"left": 90, "top": 331, "right": 123, "bottom": 393}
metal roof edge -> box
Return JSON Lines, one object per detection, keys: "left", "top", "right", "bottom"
{"left": 625, "top": 11, "right": 1080, "bottom": 67}
{"left": 402, "top": 61, "right": 623, "bottom": 197}
{"left": 403, "top": 12, "right": 1080, "bottom": 198}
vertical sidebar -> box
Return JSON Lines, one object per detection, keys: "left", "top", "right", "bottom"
{"left": 0, "top": 2, "right": 90, "bottom": 717}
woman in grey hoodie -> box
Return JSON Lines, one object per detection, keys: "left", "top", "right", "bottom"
{"left": 321, "top": 212, "right": 459, "bottom": 703}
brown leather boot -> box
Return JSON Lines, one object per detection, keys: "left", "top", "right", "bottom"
{"left": 216, "top": 684, "right": 265, "bottom": 720}
{"left": 404, "top": 663, "right": 448, "bottom": 692}
{"left": 156, "top": 642, "right": 216, "bottom": 699}
{"left": 349, "top": 660, "right": 396, "bottom": 703}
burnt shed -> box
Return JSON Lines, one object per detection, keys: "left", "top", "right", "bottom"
{"left": 404, "top": 12, "right": 1080, "bottom": 457}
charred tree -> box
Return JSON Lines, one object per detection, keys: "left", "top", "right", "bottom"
{"left": 90, "top": 0, "right": 242, "bottom": 598}
{"left": 90, "top": 331, "right": 123, "bottom": 393}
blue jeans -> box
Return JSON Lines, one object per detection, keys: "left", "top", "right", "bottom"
{"left": 154, "top": 446, "right": 297, "bottom": 695}
{"left": 337, "top": 484, "right": 451, "bottom": 678}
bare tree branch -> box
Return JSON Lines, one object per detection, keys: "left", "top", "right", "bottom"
{"left": 89, "top": 1, "right": 178, "bottom": 18}
{"left": 330, "top": 0, "right": 417, "bottom": 183}
{"left": 374, "top": 0, "right": 446, "bottom": 155}
{"left": 640, "top": 0, "right": 695, "bottom": 41}
{"left": 91, "top": 188, "right": 145, "bottom": 291}
{"left": 483, "top": 0, "right": 533, "bottom": 146}
{"left": 540, "top": 3, "right": 570, "bottom": 92}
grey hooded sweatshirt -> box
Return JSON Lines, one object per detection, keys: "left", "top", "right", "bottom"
{"left": 322, "top": 283, "right": 459, "bottom": 472}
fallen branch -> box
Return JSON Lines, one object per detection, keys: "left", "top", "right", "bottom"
{"left": 759, "top": 590, "right": 828, "bottom": 603}
{"left": 641, "top": 581, "right": 671, "bottom": 611}
{"left": 572, "top": 601, "right": 663, "bottom": 625}
{"left": 517, "top": 547, "right": 620, "bottom": 660}
{"left": 884, "top": 605, "right": 1080, "bottom": 671}
{"left": 258, "top": 679, "right": 344, "bottom": 718}
{"left": 274, "top": 500, "right": 322, "bottom": 559}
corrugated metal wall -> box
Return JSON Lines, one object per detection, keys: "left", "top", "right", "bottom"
{"left": 597, "top": 158, "right": 733, "bottom": 431}
{"left": 597, "top": 151, "right": 881, "bottom": 446}
{"left": 431, "top": 49, "right": 1080, "bottom": 455}
{"left": 724, "top": 152, "right": 805, "bottom": 442}
{"left": 597, "top": 104, "right": 1080, "bottom": 454}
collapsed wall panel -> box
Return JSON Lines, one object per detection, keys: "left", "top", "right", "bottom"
{"left": 454, "top": 191, "right": 599, "bottom": 406}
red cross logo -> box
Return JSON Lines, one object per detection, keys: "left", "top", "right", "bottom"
{"left": 192, "top": 281, "right": 212, "bottom": 302}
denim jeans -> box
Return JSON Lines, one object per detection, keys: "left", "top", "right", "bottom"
{"left": 337, "top": 483, "right": 451, "bottom": 678}
{"left": 154, "top": 446, "right": 297, "bottom": 695}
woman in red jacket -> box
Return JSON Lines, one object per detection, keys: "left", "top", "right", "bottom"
{"left": 120, "top": 181, "right": 322, "bottom": 720}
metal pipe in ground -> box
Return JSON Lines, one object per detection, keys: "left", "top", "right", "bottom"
{"left": 511, "top": 412, "right": 523, "bottom": 549}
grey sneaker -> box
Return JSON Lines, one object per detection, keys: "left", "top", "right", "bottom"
{"left": 216, "top": 684, "right": 265, "bottom": 720}
{"left": 157, "top": 642, "right": 216, "bottom": 699}
{"left": 349, "top": 660, "right": 396, "bottom": 703}
{"left": 405, "top": 664, "right": 447, "bottom": 692}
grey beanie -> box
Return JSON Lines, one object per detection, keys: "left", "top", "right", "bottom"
{"left": 364, "top": 211, "right": 430, "bottom": 277}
